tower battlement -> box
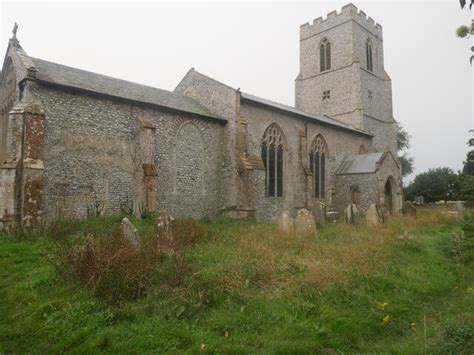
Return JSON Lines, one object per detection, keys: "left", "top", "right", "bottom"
{"left": 300, "top": 3, "right": 383, "bottom": 40}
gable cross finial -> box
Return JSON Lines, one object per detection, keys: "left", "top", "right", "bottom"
{"left": 12, "top": 22, "right": 18, "bottom": 40}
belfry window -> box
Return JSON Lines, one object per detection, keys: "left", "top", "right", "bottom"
{"left": 309, "top": 135, "right": 327, "bottom": 198}
{"left": 261, "top": 124, "right": 284, "bottom": 197}
{"left": 366, "top": 39, "right": 373, "bottom": 72}
{"left": 320, "top": 38, "right": 331, "bottom": 72}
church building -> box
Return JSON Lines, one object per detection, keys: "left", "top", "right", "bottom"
{"left": 0, "top": 3, "right": 402, "bottom": 227}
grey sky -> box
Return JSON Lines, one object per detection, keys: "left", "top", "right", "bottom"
{"left": 1, "top": 1, "right": 472, "bottom": 182}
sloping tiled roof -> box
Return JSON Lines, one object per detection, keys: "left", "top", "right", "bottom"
{"left": 336, "top": 152, "right": 384, "bottom": 175}
{"left": 30, "top": 57, "right": 225, "bottom": 121}
{"left": 240, "top": 92, "right": 372, "bottom": 137}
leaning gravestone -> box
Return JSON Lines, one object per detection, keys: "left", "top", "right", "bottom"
{"left": 402, "top": 201, "right": 417, "bottom": 218}
{"left": 294, "top": 208, "right": 316, "bottom": 236}
{"left": 366, "top": 204, "right": 383, "bottom": 227}
{"left": 121, "top": 217, "right": 141, "bottom": 251}
{"left": 345, "top": 203, "right": 360, "bottom": 224}
{"left": 277, "top": 212, "right": 294, "bottom": 235}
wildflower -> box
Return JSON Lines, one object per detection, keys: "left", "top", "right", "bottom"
{"left": 382, "top": 315, "right": 390, "bottom": 325}
{"left": 200, "top": 344, "right": 206, "bottom": 351}
{"left": 411, "top": 322, "right": 416, "bottom": 329}
{"left": 467, "top": 287, "right": 474, "bottom": 294}
{"left": 377, "top": 301, "right": 389, "bottom": 310}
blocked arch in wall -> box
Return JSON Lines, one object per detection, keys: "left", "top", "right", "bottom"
{"left": 173, "top": 120, "right": 205, "bottom": 199}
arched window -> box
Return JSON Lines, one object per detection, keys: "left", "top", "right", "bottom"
{"left": 366, "top": 39, "right": 373, "bottom": 72}
{"left": 261, "top": 124, "right": 284, "bottom": 197}
{"left": 320, "top": 38, "right": 331, "bottom": 72}
{"left": 309, "top": 135, "right": 327, "bottom": 198}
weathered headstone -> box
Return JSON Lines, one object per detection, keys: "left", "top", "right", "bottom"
{"left": 402, "top": 201, "right": 417, "bottom": 218}
{"left": 277, "top": 211, "right": 294, "bottom": 235}
{"left": 294, "top": 208, "right": 316, "bottom": 236}
{"left": 121, "top": 217, "right": 141, "bottom": 250}
{"left": 312, "top": 202, "right": 326, "bottom": 225}
{"left": 345, "top": 203, "right": 360, "bottom": 224}
{"left": 366, "top": 204, "right": 382, "bottom": 227}
{"left": 155, "top": 210, "right": 176, "bottom": 253}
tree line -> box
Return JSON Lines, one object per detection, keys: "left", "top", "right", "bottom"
{"left": 404, "top": 136, "right": 474, "bottom": 204}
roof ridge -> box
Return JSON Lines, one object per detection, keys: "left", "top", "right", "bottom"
{"left": 30, "top": 57, "right": 226, "bottom": 122}
{"left": 30, "top": 57, "right": 178, "bottom": 96}
{"left": 240, "top": 91, "right": 372, "bottom": 137}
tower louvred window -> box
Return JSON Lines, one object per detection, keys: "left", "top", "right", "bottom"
{"left": 366, "top": 39, "right": 373, "bottom": 72}
{"left": 320, "top": 39, "right": 331, "bottom": 72}
{"left": 309, "top": 135, "right": 327, "bottom": 198}
{"left": 261, "top": 124, "right": 285, "bottom": 197}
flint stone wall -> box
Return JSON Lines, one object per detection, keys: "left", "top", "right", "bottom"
{"left": 28, "top": 82, "right": 225, "bottom": 220}
{"left": 333, "top": 173, "right": 378, "bottom": 213}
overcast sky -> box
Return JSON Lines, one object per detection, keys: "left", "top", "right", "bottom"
{"left": 1, "top": 1, "right": 472, "bottom": 182}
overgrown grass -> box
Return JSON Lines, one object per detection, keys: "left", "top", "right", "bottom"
{"left": 0, "top": 211, "right": 472, "bottom": 353}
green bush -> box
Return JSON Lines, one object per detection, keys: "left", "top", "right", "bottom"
{"left": 461, "top": 213, "right": 474, "bottom": 263}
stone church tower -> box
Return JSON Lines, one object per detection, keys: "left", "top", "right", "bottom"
{"left": 295, "top": 3, "right": 397, "bottom": 154}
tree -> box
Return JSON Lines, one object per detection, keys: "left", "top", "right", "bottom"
{"left": 459, "top": 0, "right": 473, "bottom": 10}
{"left": 405, "top": 167, "right": 459, "bottom": 202}
{"left": 459, "top": 132, "right": 474, "bottom": 204}
{"left": 396, "top": 123, "right": 414, "bottom": 177}
{"left": 457, "top": 0, "right": 474, "bottom": 64}
{"left": 462, "top": 150, "right": 474, "bottom": 175}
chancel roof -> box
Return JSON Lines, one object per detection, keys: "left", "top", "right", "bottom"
{"left": 30, "top": 57, "right": 225, "bottom": 121}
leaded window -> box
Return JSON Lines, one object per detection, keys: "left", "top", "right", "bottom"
{"left": 261, "top": 124, "right": 284, "bottom": 197}
{"left": 320, "top": 38, "right": 331, "bottom": 72}
{"left": 366, "top": 39, "right": 373, "bottom": 72}
{"left": 309, "top": 135, "right": 327, "bottom": 198}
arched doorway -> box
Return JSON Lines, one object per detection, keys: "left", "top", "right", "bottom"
{"left": 384, "top": 179, "right": 393, "bottom": 214}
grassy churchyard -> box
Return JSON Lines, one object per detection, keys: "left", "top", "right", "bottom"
{"left": 0, "top": 211, "right": 473, "bottom": 353}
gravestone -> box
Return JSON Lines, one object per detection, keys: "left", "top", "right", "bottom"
{"left": 345, "top": 203, "right": 360, "bottom": 224}
{"left": 294, "top": 208, "right": 316, "bottom": 236}
{"left": 121, "top": 217, "right": 141, "bottom": 251}
{"left": 312, "top": 202, "right": 326, "bottom": 225}
{"left": 366, "top": 204, "right": 382, "bottom": 227}
{"left": 277, "top": 212, "right": 294, "bottom": 235}
{"left": 155, "top": 210, "right": 176, "bottom": 253}
{"left": 402, "top": 201, "right": 417, "bottom": 218}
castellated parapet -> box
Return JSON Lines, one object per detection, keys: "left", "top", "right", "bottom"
{"left": 300, "top": 3, "right": 383, "bottom": 41}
